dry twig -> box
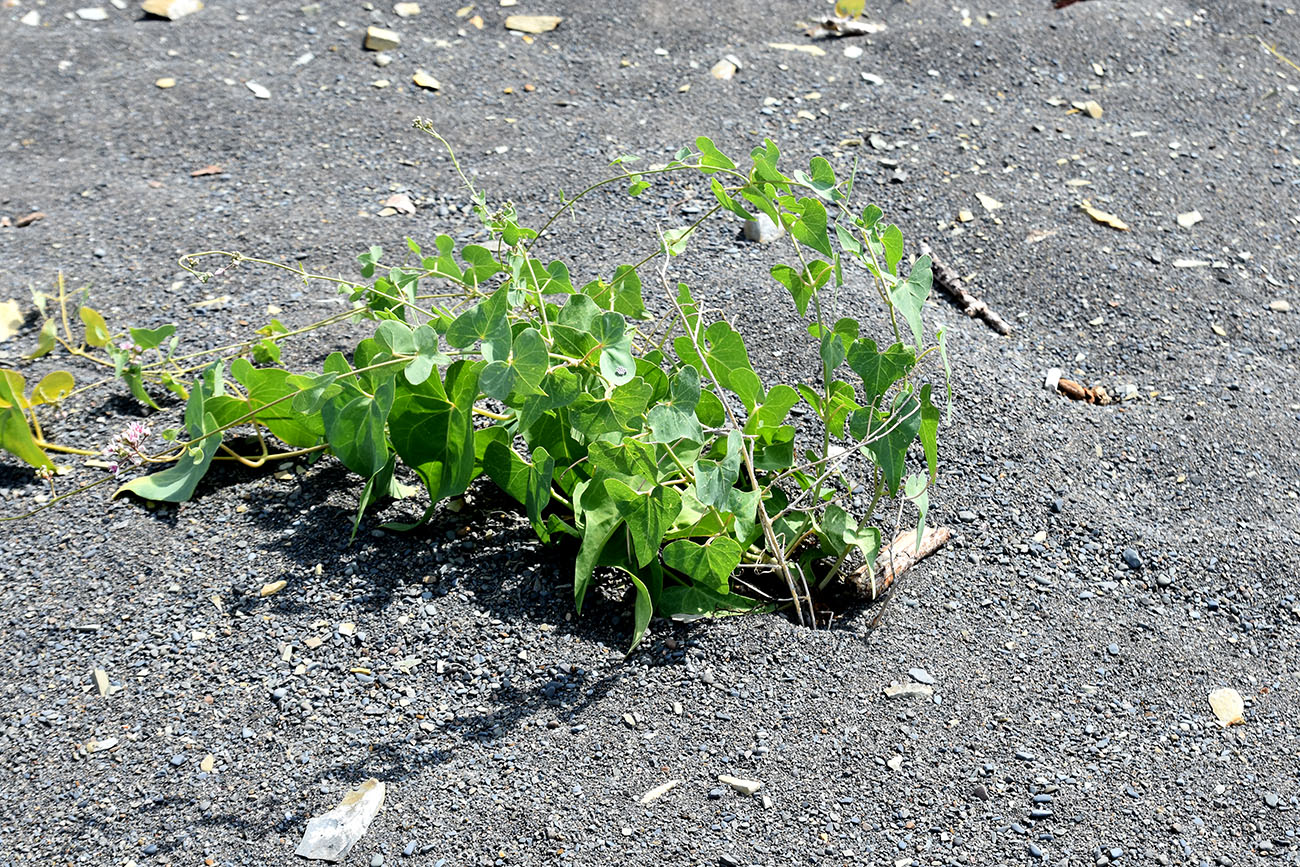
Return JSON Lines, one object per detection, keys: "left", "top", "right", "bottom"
{"left": 918, "top": 243, "right": 1011, "bottom": 336}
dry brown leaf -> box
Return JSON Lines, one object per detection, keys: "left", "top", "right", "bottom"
{"left": 504, "top": 14, "right": 561, "bottom": 34}
{"left": 1080, "top": 200, "right": 1129, "bottom": 231}
{"left": 1024, "top": 228, "right": 1058, "bottom": 244}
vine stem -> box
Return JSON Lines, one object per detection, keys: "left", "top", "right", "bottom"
{"left": 657, "top": 251, "right": 811, "bottom": 629}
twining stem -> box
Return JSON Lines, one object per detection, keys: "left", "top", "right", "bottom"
{"left": 34, "top": 440, "right": 99, "bottom": 456}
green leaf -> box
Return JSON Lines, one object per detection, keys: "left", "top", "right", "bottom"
{"left": 573, "top": 473, "right": 624, "bottom": 613}
{"left": 752, "top": 424, "right": 795, "bottom": 471}
{"left": 570, "top": 377, "right": 652, "bottom": 441}
{"left": 78, "top": 306, "right": 110, "bottom": 347}
{"left": 710, "top": 177, "right": 753, "bottom": 220}
{"left": 128, "top": 324, "right": 176, "bottom": 352}
{"left": 352, "top": 454, "right": 399, "bottom": 543}
{"left": 390, "top": 360, "right": 482, "bottom": 503}
{"left": 609, "top": 265, "right": 647, "bottom": 319}
{"left": 525, "top": 446, "right": 555, "bottom": 542}
{"left": 481, "top": 326, "right": 548, "bottom": 401}
{"left": 673, "top": 320, "right": 754, "bottom": 400}
{"left": 846, "top": 339, "right": 915, "bottom": 409}
{"left": 918, "top": 383, "right": 939, "bottom": 482}
{"left": 628, "top": 573, "right": 653, "bottom": 652}
{"left": 588, "top": 436, "right": 659, "bottom": 482}
{"left": 358, "top": 244, "right": 383, "bottom": 278}
{"left": 694, "top": 429, "right": 743, "bottom": 509}
{"left": 592, "top": 313, "right": 635, "bottom": 387}
{"left": 745, "top": 384, "right": 799, "bottom": 434}
{"left": 937, "top": 325, "right": 953, "bottom": 421}
{"left": 322, "top": 375, "right": 395, "bottom": 478}
{"left": 230, "top": 359, "right": 325, "bottom": 447}
{"left": 860, "top": 204, "right": 883, "bottom": 230}
{"left": 695, "top": 388, "right": 725, "bottom": 428}
{"left": 769, "top": 260, "right": 832, "bottom": 318}
{"left": 288, "top": 372, "right": 341, "bottom": 415}
{"left": 627, "top": 179, "right": 650, "bottom": 197}
{"left": 252, "top": 338, "right": 281, "bottom": 365}
{"left": 881, "top": 223, "right": 905, "bottom": 275}
{"left": 24, "top": 319, "right": 57, "bottom": 360}
{"left": 889, "top": 254, "right": 932, "bottom": 350}
{"left": 862, "top": 390, "right": 922, "bottom": 496}
{"left": 604, "top": 478, "right": 683, "bottom": 568}
{"left": 405, "top": 324, "right": 450, "bottom": 386}
{"left": 824, "top": 379, "right": 860, "bottom": 439}
{"left": 785, "top": 197, "right": 833, "bottom": 258}
{"left": 30, "top": 371, "right": 74, "bottom": 406}
{"left": 749, "top": 139, "right": 788, "bottom": 186}
{"left": 662, "top": 226, "right": 694, "bottom": 257}
{"left": 123, "top": 366, "right": 162, "bottom": 411}
{"left": 728, "top": 368, "right": 763, "bottom": 414}
{"left": 662, "top": 537, "right": 742, "bottom": 593}
{"left": 460, "top": 245, "right": 502, "bottom": 286}
{"left": 0, "top": 371, "right": 50, "bottom": 468}
{"left": 446, "top": 286, "right": 511, "bottom": 360}
{"left": 646, "top": 404, "right": 704, "bottom": 445}
{"left": 695, "top": 136, "right": 737, "bottom": 174}
{"left": 558, "top": 292, "right": 601, "bottom": 332}
{"left": 658, "top": 584, "right": 764, "bottom": 620}
{"left": 374, "top": 320, "right": 416, "bottom": 355}
{"left": 478, "top": 426, "right": 529, "bottom": 503}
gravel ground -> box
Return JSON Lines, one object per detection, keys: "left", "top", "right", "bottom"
{"left": 3, "top": 1, "right": 1300, "bottom": 866}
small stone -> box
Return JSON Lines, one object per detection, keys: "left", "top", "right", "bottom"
{"left": 742, "top": 213, "right": 784, "bottom": 243}
{"left": 1081, "top": 100, "right": 1103, "bottom": 118}
{"left": 884, "top": 682, "right": 933, "bottom": 701}
{"left": 20, "top": 10, "right": 40, "bottom": 25}
{"left": 393, "top": 2, "right": 420, "bottom": 16}
{"left": 1014, "top": 749, "right": 1036, "bottom": 762}
{"left": 908, "top": 667, "right": 936, "bottom": 685}
{"left": 93, "top": 668, "right": 110, "bottom": 696}
{"left": 77, "top": 7, "right": 109, "bottom": 20}
{"left": 412, "top": 70, "right": 440, "bottom": 91}
{"left": 1269, "top": 299, "right": 1293, "bottom": 313}
{"left": 1107, "top": 643, "right": 1120, "bottom": 656}
{"left": 1109, "top": 848, "right": 1124, "bottom": 860}
{"left": 365, "top": 25, "right": 401, "bottom": 51}
{"left": 843, "top": 44, "right": 863, "bottom": 59}
{"left": 957, "top": 209, "right": 975, "bottom": 223}
{"left": 886, "top": 756, "right": 903, "bottom": 771}
{"left": 86, "top": 737, "right": 118, "bottom": 753}
{"left": 719, "top": 855, "right": 740, "bottom": 867}
{"left": 707, "top": 787, "right": 725, "bottom": 800}
{"left": 1176, "top": 210, "right": 1203, "bottom": 228}
{"left": 170, "top": 753, "right": 186, "bottom": 766}
{"left": 371, "top": 855, "right": 384, "bottom": 867}
{"left": 971, "top": 784, "right": 989, "bottom": 802}
{"left": 638, "top": 779, "right": 682, "bottom": 804}
{"left": 402, "top": 840, "right": 417, "bottom": 857}
{"left": 1028, "top": 843, "right": 1043, "bottom": 859}
{"left": 958, "top": 509, "right": 977, "bottom": 522}
{"left": 1044, "top": 367, "right": 1062, "bottom": 391}
{"left": 140, "top": 0, "right": 202, "bottom": 20}
{"left": 718, "top": 775, "right": 762, "bottom": 796}
{"left": 861, "top": 72, "right": 884, "bottom": 85}
{"left": 710, "top": 59, "right": 736, "bottom": 80}
{"left": 200, "top": 754, "right": 215, "bottom": 773}
{"left": 246, "top": 81, "right": 270, "bottom": 99}
{"left": 1121, "top": 548, "right": 1142, "bottom": 570}
{"left": 373, "top": 52, "right": 393, "bottom": 67}
{"left": 504, "top": 14, "right": 562, "bottom": 33}
{"left": 15, "top": 211, "right": 46, "bottom": 228}
{"left": 1265, "top": 792, "right": 1281, "bottom": 808}
{"left": 1208, "top": 688, "right": 1245, "bottom": 727}
{"left": 155, "top": 77, "right": 176, "bottom": 88}
{"left": 260, "top": 580, "right": 287, "bottom": 597}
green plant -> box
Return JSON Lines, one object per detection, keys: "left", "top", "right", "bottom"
{"left": 1, "top": 125, "right": 950, "bottom": 648}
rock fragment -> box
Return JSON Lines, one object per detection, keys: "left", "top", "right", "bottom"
{"left": 365, "top": 26, "right": 400, "bottom": 51}
{"left": 141, "top": 0, "right": 202, "bottom": 19}
{"left": 743, "top": 213, "right": 783, "bottom": 243}
{"left": 718, "top": 775, "right": 762, "bottom": 796}
{"left": 505, "top": 14, "right": 561, "bottom": 33}
{"left": 295, "top": 778, "right": 386, "bottom": 862}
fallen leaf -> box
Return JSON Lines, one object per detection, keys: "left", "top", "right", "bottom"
{"left": 1080, "top": 200, "right": 1129, "bottom": 231}
{"left": 260, "top": 580, "right": 287, "bottom": 597}
{"left": 768, "top": 42, "right": 826, "bottom": 56}
{"left": 469, "top": 14, "right": 483, "bottom": 28}
{"left": 1211, "top": 323, "right": 1227, "bottom": 336}
{"left": 0, "top": 299, "right": 22, "bottom": 343}
{"left": 381, "top": 193, "right": 416, "bottom": 215}
{"left": 412, "top": 70, "right": 441, "bottom": 90}
{"left": 1177, "top": 210, "right": 1203, "bottom": 228}
{"left": 1024, "top": 228, "right": 1058, "bottom": 244}
{"left": 1208, "top": 687, "right": 1245, "bottom": 727}
{"left": 504, "top": 14, "right": 561, "bottom": 34}
{"left": 976, "top": 192, "right": 1002, "bottom": 211}
{"left": 190, "top": 164, "right": 223, "bottom": 177}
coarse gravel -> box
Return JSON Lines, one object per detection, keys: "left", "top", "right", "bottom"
{"left": 2, "top": 2, "right": 1300, "bottom": 866}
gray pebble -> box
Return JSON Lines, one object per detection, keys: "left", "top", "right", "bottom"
{"left": 370, "top": 855, "right": 384, "bottom": 867}
{"left": 1122, "top": 548, "right": 1142, "bottom": 569}
{"left": 908, "top": 667, "right": 936, "bottom": 685}
{"left": 1107, "top": 643, "right": 1120, "bottom": 656}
